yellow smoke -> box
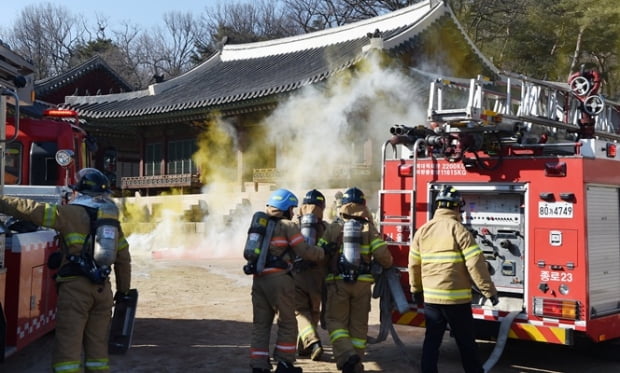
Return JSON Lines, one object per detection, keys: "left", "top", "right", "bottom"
{"left": 119, "top": 189, "right": 193, "bottom": 236}
{"left": 193, "top": 116, "right": 237, "bottom": 185}
{"left": 122, "top": 50, "right": 430, "bottom": 259}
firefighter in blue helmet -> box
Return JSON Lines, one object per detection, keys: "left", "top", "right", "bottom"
{"left": 318, "top": 187, "right": 393, "bottom": 373}
{"left": 409, "top": 185, "right": 498, "bottom": 373}
{"left": 248, "top": 188, "right": 325, "bottom": 373}
{"left": 0, "top": 168, "right": 131, "bottom": 373}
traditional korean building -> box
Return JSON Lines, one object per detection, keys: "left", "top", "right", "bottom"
{"left": 35, "top": 55, "right": 133, "bottom": 105}
{"left": 61, "top": 0, "right": 499, "bottom": 196}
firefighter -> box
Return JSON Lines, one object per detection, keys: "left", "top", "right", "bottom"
{"left": 0, "top": 168, "right": 131, "bottom": 373}
{"left": 326, "top": 190, "right": 344, "bottom": 223}
{"left": 249, "top": 188, "right": 326, "bottom": 373}
{"left": 408, "top": 185, "right": 498, "bottom": 373}
{"left": 318, "top": 187, "right": 393, "bottom": 373}
{"left": 293, "top": 189, "right": 328, "bottom": 361}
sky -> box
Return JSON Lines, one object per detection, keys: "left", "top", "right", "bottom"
{"left": 1, "top": 0, "right": 223, "bottom": 30}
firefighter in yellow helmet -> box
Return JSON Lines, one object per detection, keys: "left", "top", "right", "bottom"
{"left": 247, "top": 188, "right": 325, "bottom": 373}
{"left": 409, "top": 185, "right": 498, "bottom": 373}
{"left": 318, "top": 187, "right": 393, "bottom": 373}
{"left": 0, "top": 168, "right": 131, "bottom": 373}
{"left": 293, "top": 189, "right": 328, "bottom": 361}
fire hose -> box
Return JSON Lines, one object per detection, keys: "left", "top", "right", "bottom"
{"left": 368, "top": 266, "right": 418, "bottom": 369}
{"left": 369, "top": 265, "right": 521, "bottom": 372}
{"left": 482, "top": 310, "right": 520, "bottom": 373}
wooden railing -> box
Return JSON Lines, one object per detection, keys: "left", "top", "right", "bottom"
{"left": 121, "top": 174, "right": 201, "bottom": 189}
{"left": 252, "top": 165, "right": 372, "bottom": 183}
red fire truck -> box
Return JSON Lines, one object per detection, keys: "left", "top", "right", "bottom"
{"left": 0, "top": 42, "right": 92, "bottom": 360}
{"left": 379, "top": 67, "right": 620, "bottom": 356}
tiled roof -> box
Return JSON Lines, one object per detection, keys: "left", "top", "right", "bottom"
{"left": 36, "top": 55, "right": 133, "bottom": 98}
{"left": 62, "top": 0, "right": 498, "bottom": 124}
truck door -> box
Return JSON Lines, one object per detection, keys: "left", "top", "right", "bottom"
{"left": 586, "top": 185, "right": 620, "bottom": 317}
{"left": 29, "top": 142, "right": 57, "bottom": 185}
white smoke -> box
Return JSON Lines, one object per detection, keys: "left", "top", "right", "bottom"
{"left": 265, "top": 53, "right": 426, "bottom": 190}
{"left": 126, "top": 52, "right": 428, "bottom": 261}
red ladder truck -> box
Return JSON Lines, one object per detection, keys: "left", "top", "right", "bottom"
{"left": 379, "top": 67, "right": 620, "bottom": 359}
{"left": 0, "top": 42, "right": 93, "bottom": 360}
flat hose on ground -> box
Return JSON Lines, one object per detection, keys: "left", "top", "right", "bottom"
{"left": 482, "top": 310, "right": 521, "bottom": 373}
{"left": 369, "top": 272, "right": 521, "bottom": 373}
{"left": 368, "top": 267, "right": 418, "bottom": 369}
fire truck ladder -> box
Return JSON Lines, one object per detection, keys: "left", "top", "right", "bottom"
{"left": 426, "top": 69, "right": 620, "bottom": 143}
{"left": 416, "top": 70, "right": 618, "bottom": 370}
{"left": 379, "top": 137, "right": 426, "bottom": 248}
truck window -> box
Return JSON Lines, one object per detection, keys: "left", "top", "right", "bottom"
{"left": 5, "top": 144, "right": 21, "bottom": 184}
{"left": 30, "top": 141, "right": 58, "bottom": 185}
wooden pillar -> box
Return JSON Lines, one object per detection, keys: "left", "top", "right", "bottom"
{"left": 161, "top": 131, "right": 167, "bottom": 176}
{"left": 139, "top": 130, "right": 145, "bottom": 177}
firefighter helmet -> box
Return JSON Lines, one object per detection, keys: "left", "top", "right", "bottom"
{"left": 435, "top": 185, "right": 465, "bottom": 209}
{"left": 303, "top": 189, "right": 326, "bottom": 209}
{"left": 72, "top": 168, "right": 111, "bottom": 196}
{"left": 342, "top": 187, "right": 366, "bottom": 205}
{"left": 267, "top": 188, "right": 298, "bottom": 211}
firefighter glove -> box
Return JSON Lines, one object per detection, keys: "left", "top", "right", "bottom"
{"left": 47, "top": 251, "right": 62, "bottom": 269}
{"left": 411, "top": 291, "right": 424, "bottom": 308}
{"left": 321, "top": 242, "right": 338, "bottom": 255}
{"left": 114, "top": 290, "right": 130, "bottom": 302}
{"left": 490, "top": 295, "right": 499, "bottom": 306}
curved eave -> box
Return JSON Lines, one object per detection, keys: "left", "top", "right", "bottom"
{"left": 66, "top": 42, "right": 367, "bottom": 121}
{"left": 62, "top": 0, "right": 500, "bottom": 124}
{"left": 383, "top": 2, "right": 499, "bottom": 78}
{"left": 36, "top": 55, "right": 133, "bottom": 95}
{"left": 218, "top": 0, "right": 438, "bottom": 60}
{"left": 83, "top": 91, "right": 295, "bottom": 127}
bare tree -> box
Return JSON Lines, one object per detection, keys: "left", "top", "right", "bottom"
{"left": 110, "top": 21, "right": 153, "bottom": 89}
{"left": 5, "top": 2, "right": 86, "bottom": 79}
{"left": 162, "top": 12, "right": 206, "bottom": 76}
{"left": 282, "top": 0, "right": 414, "bottom": 32}
{"left": 130, "top": 11, "right": 206, "bottom": 83}
{"left": 201, "top": 0, "right": 298, "bottom": 50}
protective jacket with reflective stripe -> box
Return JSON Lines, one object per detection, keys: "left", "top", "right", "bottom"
{"left": 0, "top": 196, "right": 131, "bottom": 292}
{"left": 261, "top": 205, "right": 324, "bottom": 275}
{"left": 408, "top": 208, "right": 496, "bottom": 304}
{"left": 320, "top": 202, "right": 393, "bottom": 282}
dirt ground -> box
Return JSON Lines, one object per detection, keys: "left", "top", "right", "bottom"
{"left": 3, "top": 249, "right": 620, "bottom": 373}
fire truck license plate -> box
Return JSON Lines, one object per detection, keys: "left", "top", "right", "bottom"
{"left": 538, "top": 202, "right": 573, "bottom": 218}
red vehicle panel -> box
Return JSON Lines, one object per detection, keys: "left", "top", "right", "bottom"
{"left": 1, "top": 47, "right": 91, "bottom": 359}
{"left": 379, "top": 69, "right": 620, "bottom": 348}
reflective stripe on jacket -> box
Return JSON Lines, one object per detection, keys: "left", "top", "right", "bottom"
{"left": 0, "top": 196, "right": 131, "bottom": 292}
{"left": 408, "top": 208, "right": 497, "bottom": 304}
{"left": 259, "top": 206, "right": 324, "bottom": 276}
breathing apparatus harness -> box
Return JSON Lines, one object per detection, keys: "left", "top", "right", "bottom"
{"left": 333, "top": 214, "right": 372, "bottom": 283}
{"left": 58, "top": 196, "right": 120, "bottom": 284}
{"left": 293, "top": 212, "right": 326, "bottom": 272}
{"left": 243, "top": 211, "right": 292, "bottom": 275}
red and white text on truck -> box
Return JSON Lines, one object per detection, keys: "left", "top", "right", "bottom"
{"left": 379, "top": 67, "right": 620, "bottom": 358}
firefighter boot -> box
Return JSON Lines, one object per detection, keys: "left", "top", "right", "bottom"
{"left": 309, "top": 342, "right": 323, "bottom": 361}
{"left": 342, "top": 355, "right": 363, "bottom": 373}
{"left": 274, "top": 360, "right": 302, "bottom": 373}
{"left": 297, "top": 339, "right": 308, "bottom": 357}
{"left": 253, "top": 369, "right": 271, "bottom": 373}
{"left": 252, "top": 358, "right": 272, "bottom": 373}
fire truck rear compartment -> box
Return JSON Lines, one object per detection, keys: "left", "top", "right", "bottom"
{"left": 427, "top": 186, "right": 527, "bottom": 314}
